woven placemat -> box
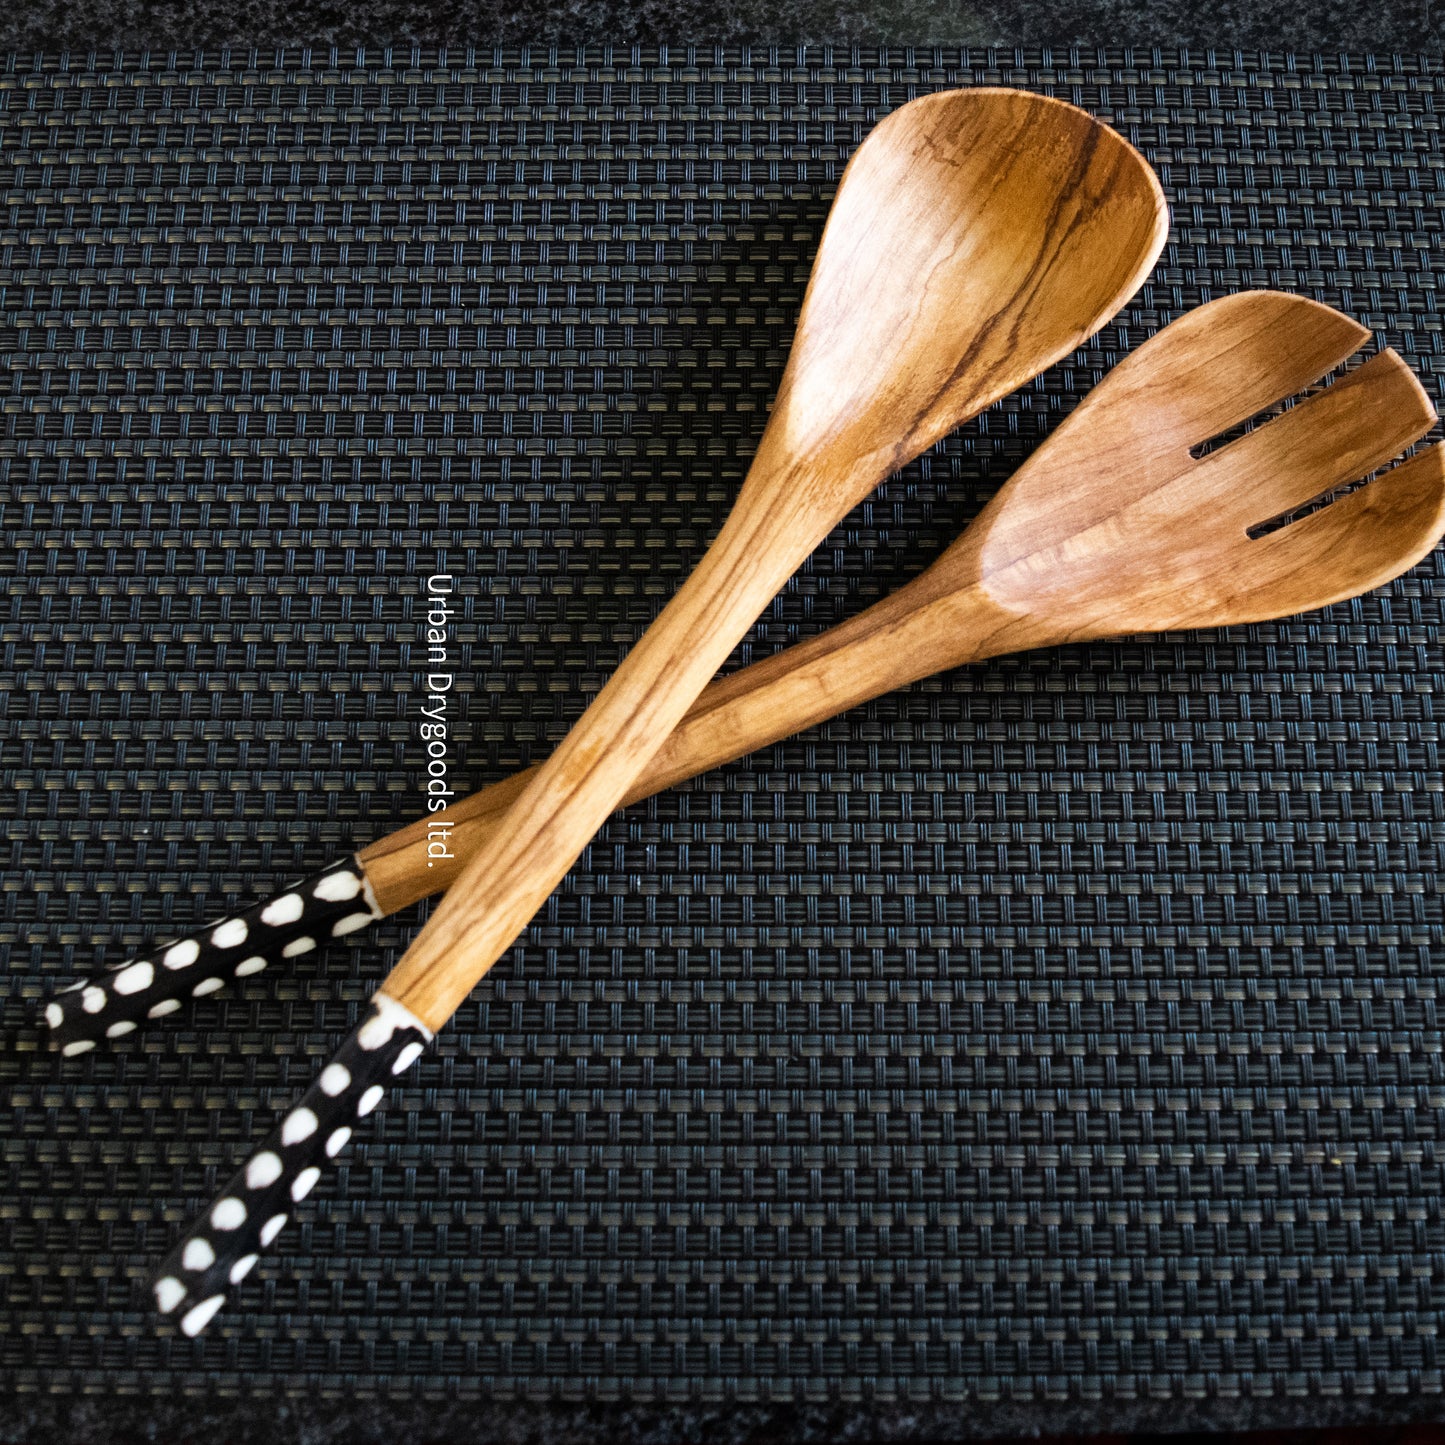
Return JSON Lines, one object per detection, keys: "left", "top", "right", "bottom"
{"left": 2, "top": 46, "right": 1444, "bottom": 1441}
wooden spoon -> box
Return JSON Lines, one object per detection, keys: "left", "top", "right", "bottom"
{"left": 148, "top": 289, "right": 1445, "bottom": 1335}
{"left": 136, "top": 87, "right": 1173, "bottom": 1334}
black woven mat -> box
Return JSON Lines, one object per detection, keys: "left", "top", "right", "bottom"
{"left": 3, "top": 46, "right": 1445, "bottom": 1443}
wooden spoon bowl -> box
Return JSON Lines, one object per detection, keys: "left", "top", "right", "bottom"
{"left": 758, "top": 89, "right": 1171, "bottom": 494}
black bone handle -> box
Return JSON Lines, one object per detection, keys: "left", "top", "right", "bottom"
{"left": 44, "top": 857, "right": 382, "bottom": 1055}
{"left": 150, "top": 992, "right": 432, "bottom": 1335}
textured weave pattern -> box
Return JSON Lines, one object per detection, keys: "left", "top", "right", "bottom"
{"left": 2, "top": 47, "right": 1445, "bottom": 1420}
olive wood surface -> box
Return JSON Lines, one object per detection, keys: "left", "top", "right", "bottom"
{"left": 148, "top": 85, "right": 1170, "bottom": 1330}
{"left": 361, "top": 292, "right": 1445, "bottom": 914}
{"left": 381, "top": 87, "right": 1170, "bottom": 1030}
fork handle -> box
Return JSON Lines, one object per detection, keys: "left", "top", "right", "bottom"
{"left": 150, "top": 991, "right": 431, "bottom": 1335}
{"left": 44, "top": 857, "right": 383, "bottom": 1055}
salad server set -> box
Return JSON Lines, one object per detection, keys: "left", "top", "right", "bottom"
{"left": 38, "top": 87, "right": 1445, "bottom": 1337}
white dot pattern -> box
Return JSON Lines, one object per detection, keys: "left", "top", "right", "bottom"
{"left": 48, "top": 857, "right": 378, "bottom": 1057}
{"left": 211, "top": 918, "right": 249, "bottom": 949}
{"left": 281, "top": 1108, "right": 318, "bottom": 1145}
{"left": 164, "top": 939, "right": 200, "bottom": 970}
{"left": 312, "top": 870, "right": 362, "bottom": 902}
{"left": 183, "top": 1238, "right": 216, "bottom": 1271}
{"left": 229, "top": 1254, "right": 259, "bottom": 1284}
{"left": 392, "top": 1041, "right": 426, "bottom": 1074}
{"left": 246, "top": 1151, "right": 283, "bottom": 1190}
{"left": 150, "top": 990, "right": 433, "bottom": 1335}
{"left": 291, "top": 1167, "right": 321, "bottom": 1201}
{"left": 259, "top": 893, "right": 304, "bottom": 926}
{"left": 180, "top": 1295, "right": 226, "bottom": 1337}
{"left": 210, "top": 1197, "right": 246, "bottom": 1230}
{"left": 154, "top": 1276, "right": 186, "bottom": 1314}
{"left": 112, "top": 961, "right": 154, "bottom": 996}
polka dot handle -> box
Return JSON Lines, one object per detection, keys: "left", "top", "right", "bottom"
{"left": 44, "top": 857, "right": 383, "bottom": 1056}
{"left": 151, "top": 991, "right": 432, "bottom": 1336}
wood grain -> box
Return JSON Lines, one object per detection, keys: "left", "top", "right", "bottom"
{"left": 362, "top": 292, "right": 1445, "bottom": 929}
{"left": 375, "top": 88, "right": 1170, "bottom": 1031}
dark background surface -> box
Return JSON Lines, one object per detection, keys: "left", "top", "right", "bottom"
{"left": 3, "top": 12, "right": 1445, "bottom": 1445}
{"left": 1, "top": 0, "right": 1442, "bottom": 55}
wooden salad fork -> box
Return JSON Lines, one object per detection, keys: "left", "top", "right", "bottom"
{"left": 147, "top": 288, "right": 1445, "bottom": 1334}
{"left": 118, "top": 87, "right": 1170, "bottom": 1335}
{"left": 46, "top": 292, "right": 1444, "bottom": 1057}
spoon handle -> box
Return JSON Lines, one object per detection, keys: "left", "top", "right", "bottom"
{"left": 151, "top": 994, "right": 432, "bottom": 1336}
{"left": 147, "top": 565, "right": 1011, "bottom": 1329}
{"left": 360, "top": 559, "right": 979, "bottom": 915}
{"left": 43, "top": 858, "right": 383, "bottom": 1055}
{"left": 375, "top": 496, "right": 813, "bottom": 1033}
{"left": 154, "top": 485, "right": 837, "bottom": 1329}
